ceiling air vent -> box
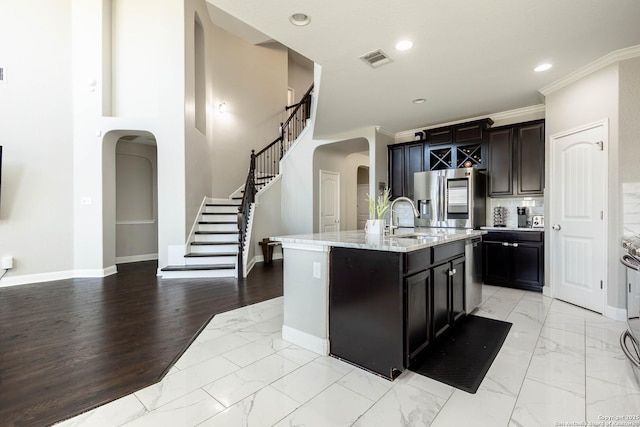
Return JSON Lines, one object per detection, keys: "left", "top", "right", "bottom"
{"left": 359, "top": 49, "right": 392, "bottom": 68}
{"left": 0, "top": 67, "right": 5, "bottom": 83}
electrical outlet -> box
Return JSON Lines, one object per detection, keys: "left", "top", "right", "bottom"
{"left": 2, "top": 256, "right": 14, "bottom": 269}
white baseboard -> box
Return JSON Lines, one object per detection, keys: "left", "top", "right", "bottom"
{"left": 0, "top": 266, "right": 118, "bottom": 288}
{"left": 245, "top": 253, "right": 284, "bottom": 276}
{"left": 282, "top": 325, "right": 329, "bottom": 356}
{"left": 116, "top": 253, "right": 158, "bottom": 264}
{"left": 604, "top": 305, "right": 627, "bottom": 321}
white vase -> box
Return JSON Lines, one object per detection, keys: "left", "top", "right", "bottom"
{"left": 365, "top": 219, "right": 384, "bottom": 234}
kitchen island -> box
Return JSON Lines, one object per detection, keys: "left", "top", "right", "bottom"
{"left": 272, "top": 228, "right": 486, "bottom": 380}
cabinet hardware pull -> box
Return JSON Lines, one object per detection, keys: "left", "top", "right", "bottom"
{"left": 512, "top": 243, "right": 519, "bottom": 248}
{"left": 502, "top": 242, "right": 509, "bottom": 246}
{"left": 448, "top": 268, "right": 457, "bottom": 276}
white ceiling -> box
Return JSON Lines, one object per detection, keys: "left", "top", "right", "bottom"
{"left": 207, "top": 0, "right": 640, "bottom": 138}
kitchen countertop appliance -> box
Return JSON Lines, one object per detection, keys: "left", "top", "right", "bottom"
{"left": 620, "top": 236, "right": 640, "bottom": 367}
{"left": 414, "top": 168, "right": 486, "bottom": 229}
{"left": 532, "top": 215, "right": 544, "bottom": 228}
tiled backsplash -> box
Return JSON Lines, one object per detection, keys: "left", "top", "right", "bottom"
{"left": 623, "top": 182, "right": 640, "bottom": 237}
{"left": 385, "top": 196, "right": 545, "bottom": 229}
{"left": 487, "top": 197, "right": 544, "bottom": 228}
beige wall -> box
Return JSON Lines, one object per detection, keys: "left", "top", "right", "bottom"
{"left": 544, "top": 62, "right": 628, "bottom": 311}
{"left": 209, "top": 27, "right": 288, "bottom": 198}
{"left": 115, "top": 141, "right": 158, "bottom": 262}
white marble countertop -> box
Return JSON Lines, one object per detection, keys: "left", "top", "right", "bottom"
{"left": 272, "top": 227, "right": 486, "bottom": 253}
{"left": 481, "top": 226, "right": 545, "bottom": 232}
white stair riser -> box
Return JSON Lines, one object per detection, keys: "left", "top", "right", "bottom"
{"left": 201, "top": 213, "right": 236, "bottom": 222}
{"left": 205, "top": 206, "right": 239, "bottom": 214}
{"left": 198, "top": 223, "right": 238, "bottom": 232}
{"left": 160, "top": 269, "right": 237, "bottom": 279}
{"left": 190, "top": 243, "right": 238, "bottom": 253}
{"left": 185, "top": 256, "right": 236, "bottom": 265}
{"left": 193, "top": 233, "right": 239, "bottom": 243}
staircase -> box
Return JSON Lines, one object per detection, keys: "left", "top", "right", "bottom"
{"left": 160, "top": 198, "right": 241, "bottom": 278}
{"left": 159, "top": 83, "right": 313, "bottom": 279}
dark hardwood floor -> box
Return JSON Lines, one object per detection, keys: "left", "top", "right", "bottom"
{"left": 0, "top": 260, "right": 283, "bottom": 427}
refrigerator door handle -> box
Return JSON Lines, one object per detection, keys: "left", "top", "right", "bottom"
{"left": 439, "top": 175, "right": 445, "bottom": 221}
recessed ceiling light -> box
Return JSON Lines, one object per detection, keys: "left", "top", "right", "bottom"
{"left": 534, "top": 63, "right": 552, "bottom": 72}
{"left": 412, "top": 98, "right": 426, "bottom": 104}
{"left": 395, "top": 40, "right": 413, "bottom": 51}
{"left": 289, "top": 13, "right": 310, "bottom": 26}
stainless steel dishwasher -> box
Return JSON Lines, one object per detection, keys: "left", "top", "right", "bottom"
{"left": 465, "top": 236, "right": 483, "bottom": 313}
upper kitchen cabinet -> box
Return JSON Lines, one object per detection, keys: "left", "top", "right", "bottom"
{"left": 388, "top": 118, "right": 493, "bottom": 198}
{"left": 389, "top": 142, "right": 424, "bottom": 199}
{"left": 488, "top": 120, "right": 545, "bottom": 197}
{"left": 425, "top": 119, "right": 493, "bottom": 171}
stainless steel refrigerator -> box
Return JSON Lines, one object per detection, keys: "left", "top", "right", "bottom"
{"left": 414, "top": 167, "right": 486, "bottom": 229}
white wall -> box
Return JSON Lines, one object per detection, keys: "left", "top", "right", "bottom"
{"left": 544, "top": 63, "right": 622, "bottom": 309}
{"left": 251, "top": 177, "right": 283, "bottom": 263}
{"left": 73, "top": 0, "right": 186, "bottom": 276}
{"left": 0, "top": 1, "right": 75, "bottom": 285}
{"left": 209, "top": 26, "right": 288, "bottom": 198}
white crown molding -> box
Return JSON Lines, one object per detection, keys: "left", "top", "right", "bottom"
{"left": 490, "top": 104, "right": 546, "bottom": 122}
{"left": 394, "top": 104, "right": 546, "bottom": 143}
{"left": 540, "top": 44, "right": 640, "bottom": 96}
{"left": 375, "top": 126, "right": 396, "bottom": 138}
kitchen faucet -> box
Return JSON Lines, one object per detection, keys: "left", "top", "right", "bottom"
{"left": 389, "top": 197, "right": 420, "bottom": 235}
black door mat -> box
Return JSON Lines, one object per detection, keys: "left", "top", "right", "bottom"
{"left": 409, "top": 315, "right": 512, "bottom": 394}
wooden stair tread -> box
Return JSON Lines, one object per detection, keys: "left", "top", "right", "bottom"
{"left": 194, "top": 230, "right": 238, "bottom": 234}
{"left": 202, "top": 212, "right": 237, "bottom": 215}
{"left": 198, "top": 221, "right": 237, "bottom": 224}
{"left": 191, "top": 241, "right": 239, "bottom": 246}
{"left": 160, "top": 264, "right": 235, "bottom": 272}
{"left": 185, "top": 252, "right": 237, "bottom": 257}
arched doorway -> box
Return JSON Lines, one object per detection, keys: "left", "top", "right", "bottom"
{"left": 103, "top": 130, "right": 158, "bottom": 270}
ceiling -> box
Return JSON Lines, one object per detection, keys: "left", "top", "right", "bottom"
{"left": 207, "top": 0, "right": 640, "bottom": 138}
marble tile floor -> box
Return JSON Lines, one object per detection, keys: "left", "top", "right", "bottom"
{"left": 56, "top": 285, "right": 640, "bottom": 427}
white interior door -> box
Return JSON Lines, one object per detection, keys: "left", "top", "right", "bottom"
{"left": 550, "top": 122, "right": 607, "bottom": 313}
{"left": 357, "top": 184, "right": 369, "bottom": 230}
{"left": 320, "top": 170, "right": 340, "bottom": 232}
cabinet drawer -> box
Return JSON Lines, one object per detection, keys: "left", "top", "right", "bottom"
{"left": 433, "top": 241, "right": 464, "bottom": 264}
{"left": 484, "top": 231, "right": 543, "bottom": 243}
{"left": 404, "top": 248, "right": 432, "bottom": 275}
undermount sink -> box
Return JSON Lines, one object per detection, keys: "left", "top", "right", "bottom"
{"left": 393, "top": 233, "right": 438, "bottom": 240}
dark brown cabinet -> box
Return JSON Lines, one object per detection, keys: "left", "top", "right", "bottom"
{"left": 483, "top": 231, "right": 544, "bottom": 291}
{"left": 405, "top": 269, "right": 431, "bottom": 363}
{"left": 404, "top": 143, "right": 424, "bottom": 200}
{"left": 388, "top": 119, "right": 493, "bottom": 198}
{"left": 329, "top": 241, "right": 466, "bottom": 379}
{"left": 488, "top": 120, "right": 545, "bottom": 197}
{"left": 432, "top": 256, "right": 465, "bottom": 338}
{"left": 389, "top": 142, "right": 424, "bottom": 199}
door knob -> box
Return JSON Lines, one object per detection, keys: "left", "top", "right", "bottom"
{"left": 552, "top": 224, "right": 561, "bottom": 230}
{"left": 334, "top": 219, "right": 340, "bottom": 223}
